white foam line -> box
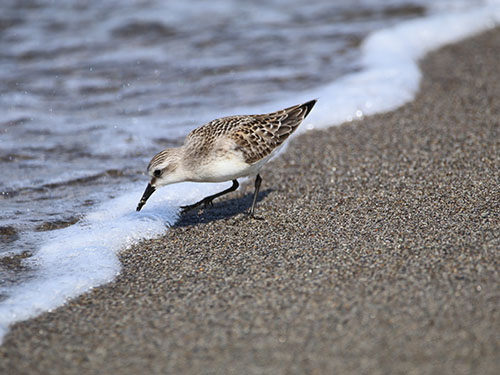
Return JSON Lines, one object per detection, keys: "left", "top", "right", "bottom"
{"left": 0, "top": 181, "right": 232, "bottom": 342}
{"left": 248, "top": 1, "right": 500, "bottom": 132}
{"left": 1, "top": 1, "right": 499, "bottom": 344}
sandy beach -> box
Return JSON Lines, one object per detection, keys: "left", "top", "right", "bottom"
{"left": 1, "top": 28, "right": 499, "bottom": 374}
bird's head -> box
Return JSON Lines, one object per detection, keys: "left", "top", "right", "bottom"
{"left": 136, "top": 148, "right": 184, "bottom": 211}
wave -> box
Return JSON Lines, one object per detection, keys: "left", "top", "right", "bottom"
{"left": 1, "top": 0, "right": 499, "bottom": 344}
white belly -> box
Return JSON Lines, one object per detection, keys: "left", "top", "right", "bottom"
{"left": 189, "top": 157, "right": 260, "bottom": 182}
{"left": 186, "top": 140, "right": 284, "bottom": 183}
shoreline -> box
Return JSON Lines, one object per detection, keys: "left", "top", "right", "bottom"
{"left": 1, "top": 28, "right": 499, "bottom": 374}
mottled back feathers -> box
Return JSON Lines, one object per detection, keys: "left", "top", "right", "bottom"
{"left": 186, "top": 99, "right": 316, "bottom": 164}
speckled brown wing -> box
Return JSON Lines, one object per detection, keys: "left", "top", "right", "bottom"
{"left": 184, "top": 115, "right": 248, "bottom": 159}
{"left": 184, "top": 100, "right": 316, "bottom": 163}
{"left": 229, "top": 100, "right": 316, "bottom": 164}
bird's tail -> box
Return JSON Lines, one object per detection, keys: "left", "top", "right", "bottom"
{"left": 280, "top": 99, "right": 317, "bottom": 128}
{"left": 298, "top": 99, "right": 317, "bottom": 118}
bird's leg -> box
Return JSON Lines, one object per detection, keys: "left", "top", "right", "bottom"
{"left": 249, "top": 174, "right": 263, "bottom": 219}
{"left": 181, "top": 180, "right": 239, "bottom": 214}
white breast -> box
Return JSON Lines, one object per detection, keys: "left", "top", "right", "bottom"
{"left": 185, "top": 137, "right": 285, "bottom": 183}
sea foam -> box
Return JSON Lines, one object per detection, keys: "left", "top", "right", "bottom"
{"left": 0, "top": 181, "right": 231, "bottom": 341}
{"left": 1, "top": 0, "right": 499, "bottom": 344}
{"left": 289, "top": 1, "right": 500, "bottom": 130}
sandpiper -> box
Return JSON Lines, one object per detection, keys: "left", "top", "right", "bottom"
{"left": 136, "top": 99, "right": 316, "bottom": 216}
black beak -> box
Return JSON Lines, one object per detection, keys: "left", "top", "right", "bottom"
{"left": 136, "top": 183, "right": 156, "bottom": 211}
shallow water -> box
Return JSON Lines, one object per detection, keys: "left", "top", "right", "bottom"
{"left": 0, "top": 0, "right": 498, "bottom": 342}
{"left": 0, "top": 0, "right": 444, "bottom": 255}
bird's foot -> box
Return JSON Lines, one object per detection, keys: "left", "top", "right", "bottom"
{"left": 180, "top": 203, "right": 197, "bottom": 214}
{"left": 247, "top": 212, "right": 264, "bottom": 221}
{"left": 233, "top": 213, "right": 265, "bottom": 224}
{"left": 202, "top": 197, "right": 214, "bottom": 208}
{"left": 180, "top": 197, "right": 214, "bottom": 214}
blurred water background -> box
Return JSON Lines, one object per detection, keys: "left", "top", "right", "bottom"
{"left": 1, "top": 0, "right": 498, "bottom": 343}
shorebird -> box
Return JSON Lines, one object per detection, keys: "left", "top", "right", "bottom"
{"left": 136, "top": 99, "right": 316, "bottom": 217}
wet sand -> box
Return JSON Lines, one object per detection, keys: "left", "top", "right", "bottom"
{"left": 1, "top": 28, "right": 499, "bottom": 374}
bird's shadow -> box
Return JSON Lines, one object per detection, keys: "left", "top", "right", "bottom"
{"left": 174, "top": 189, "right": 272, "bottom": 227}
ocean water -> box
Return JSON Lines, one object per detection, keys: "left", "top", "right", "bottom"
{"left": 1, "top": 0, "right": 499, "bottom": 343}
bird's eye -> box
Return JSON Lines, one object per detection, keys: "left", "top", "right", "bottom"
{"left": 153, "top": 169, "right": 162, "bottom": 177}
